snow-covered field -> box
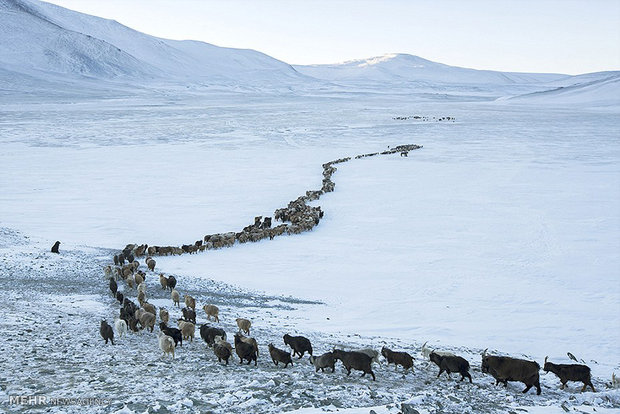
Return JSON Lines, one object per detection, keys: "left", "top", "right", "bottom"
{"left": 1, "top": 89, "right": 619, "bottom": 413}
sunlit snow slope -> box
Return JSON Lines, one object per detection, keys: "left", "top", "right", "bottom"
{"left": 295, "top": 53, "right": 567, "bottom": 85}
{"left": 0, "top": 0, "right": 306, "bottom": 86}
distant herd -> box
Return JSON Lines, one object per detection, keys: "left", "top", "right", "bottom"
{"left": 392, "top": 115, "right": 455, "bottom": 122}
{"left": 95, "top": 145, "right": 615, "bottom": 397}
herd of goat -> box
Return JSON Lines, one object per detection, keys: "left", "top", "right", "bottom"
{"left": 98, "top": 146, "right": 609, "bottom": 397}
{"left": 100, "top": 249, "right": 598, "bottom": 396}
{"left": 105, "top": 145, "right": 422, "bottom": 261}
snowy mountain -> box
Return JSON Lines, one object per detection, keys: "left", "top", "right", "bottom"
{"left": 0, "top": 0, "right": 617, "bottom": 102}
{"left": 0, "top": 0, "right": 157, "bottom": 79}
{"left": 0, "top": 0, "right": 307, "bottom": 87}
{"left": 507, "top": 71, "right": 620, "bottom": 106}
{"left": 294, "top": 53, "right": 569, "bottom": 85}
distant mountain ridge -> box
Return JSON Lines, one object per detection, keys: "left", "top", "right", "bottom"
{"left": 0, "top": 0, "right": 618, "bottom": 104}
{"left": 294, "top": 53, "right": 568, "bottom": 85}
{"left": 506, "top": 72, "right": 620, "bottom": 105}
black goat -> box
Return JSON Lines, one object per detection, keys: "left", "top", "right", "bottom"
{"left": 122, "top": 298, "right": 138, "bottom": 316}
{"left": 109, "top": 278, "right": 117, "bottom": 296}
{"left": 159, "top": 322, "right": 182, "bottom": 347}
{"left": 234, "top": 334, "right": 257, "bottom": 366}
{"left": 182, "top": 307, "right": 196, "bottom": 324}
{"left": 200, "top": 325, "right": 226, "bottom": 347}
{"left": 430, "top": 352, "right": 472, "bottom": 383}
{"left": 283, "top": 334, "right": 313, "bottom": 358}
{"left": 544, "top": 357, "right": 595, "bottom": 392}
{"left": 127, "top": 317, "right": 139, "bottom": 332}
{"left": 262, "top": 217, "right": 272, "bottom": 229}
{"left": 309, "top": 352, "right": 335, "bottom": 373}
{"left": 100, "top": 320, "right": 114, "bottom": 345}
{"left": 482, "top": 353, "right": 541, "bottom": 395}
{"left": 332, "top": 349, "right": 375, "bottom": 381}
{"left": 167, "top": 275, "right": 177, "bottom": 290}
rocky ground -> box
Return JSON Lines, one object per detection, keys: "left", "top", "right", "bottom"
{"left": 0, "top": 228, "right": 619, "bottom": 414}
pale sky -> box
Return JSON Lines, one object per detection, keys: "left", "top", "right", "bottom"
{"left": 44, "top": 0, "right": 620, "bottom": 75}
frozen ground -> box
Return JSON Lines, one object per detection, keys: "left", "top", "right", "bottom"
{"left": 1, "top": 230, "right": 619, "bottom": 414}
{"left": 0, "top": 89, "right": 619, "bottom": 413}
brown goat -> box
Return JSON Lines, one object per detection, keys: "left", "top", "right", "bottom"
{"left": 381, "top": 346, "right": 414, "bottom": 372}
{"left": 234, "top": 334, "right": 257, "bottom": 366}
{"left": 269, "top": 344, "right": 293, "bottom": 368}
{"left": 203, "top": 304, "right": 220, "bottom": 322}
{"left": 159, "top": 308, "right": 169, "bottom": 325}
{"left": 482, "top": 354, "right": 541, "bottom": 395}
{"left": 236, "top": 318, "right": 251, "bottom": 335}
{"left": 184, "top": 295, "right": 196, "bottom": 311}
{"left": 159, "top": 273, "right": 168, "bottom": 290}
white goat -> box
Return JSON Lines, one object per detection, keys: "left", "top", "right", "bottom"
{"left": 114, "top": 318, "right": 127, "bottom": 339}
{"left": 158, "top": 332, "right": 175, "bottom": 359}
{"left": 104, "top": 265, "right": 113, "bottom": 280}
{"left": 355, "top": 348, "right": 380, "bottom": 364}
{"left": 177, "top": 319, "right": 195, "bottom": 342}
{"left": 421, "top": 341, "right": 454, "bottom": 359}
{"left": 171, "top": 289, "right": 180, "bottom": 307}
{"left": 214, "top": 335, "right": 233, "bottom": 352}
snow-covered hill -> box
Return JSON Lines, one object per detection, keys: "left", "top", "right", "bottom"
{"left": 1, "top": 0, "right": 617, "bottom": 101}
{"left": 294, "top": 53, "right": 568, "bottom": 85}
{"left": 0, "top": 0, "right": 307, "bottom": 87}
{"left": 0, "top": 0, "right": 158, "bottom": 79}
{"left": 507, "top": 72, "right": 620, "bottom": 106}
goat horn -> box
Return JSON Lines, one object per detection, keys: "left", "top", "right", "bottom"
{"left": 482, "top": 348, "right": 488, "bottom": 356}
{"left": 544, "top": 356, "right": 548, "bottom": 364}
